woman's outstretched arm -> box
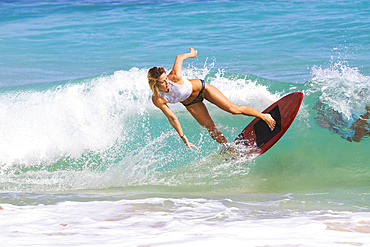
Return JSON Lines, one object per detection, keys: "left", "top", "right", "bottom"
{"left": 152, "top": 95, "right": 194, "bottom": 149}
{"left": 169, "top": 48, "right": 198, "bottom": 82}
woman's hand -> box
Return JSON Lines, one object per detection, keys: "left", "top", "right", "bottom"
{"left": 185, "top": 142, "right": 195, "bottom": 149}
{"left": 188, "top": 47, "right": 198, "bottom": 58}
{"left": 181, "top": 135, "right": 195, "bottom": 149}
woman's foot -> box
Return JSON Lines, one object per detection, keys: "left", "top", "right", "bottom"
{"left": 262, "top": 114, "right": 276, "bottom": 131}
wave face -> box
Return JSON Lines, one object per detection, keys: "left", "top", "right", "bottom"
{"left": 1, "top": 2, "right": 369, "bottom": 246}
{"left": 0, "top": 65, "right": 369, "bottom": 193}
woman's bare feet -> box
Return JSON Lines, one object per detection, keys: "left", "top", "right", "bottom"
{"left": 262, "top": 114, "right": 276, "bottom": 131}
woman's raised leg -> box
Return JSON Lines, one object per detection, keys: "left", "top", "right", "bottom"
{"left": 203, "top": 82, "right": 276, "bottom": 130}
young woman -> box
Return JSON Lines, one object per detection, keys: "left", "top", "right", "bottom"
{"left": 148, "top": 48, "right": 276, "bottom": 149}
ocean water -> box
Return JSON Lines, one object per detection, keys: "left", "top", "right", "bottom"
{"left": 0, "top": 0, "right": 369, "bottom": 246}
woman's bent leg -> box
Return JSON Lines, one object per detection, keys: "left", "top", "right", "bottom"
{"left": 185, "top": 102, "right": 228, "bottom": 144}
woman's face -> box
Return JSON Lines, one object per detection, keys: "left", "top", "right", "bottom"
{"left": 156, "top": 73, "right": 170, "bottom": 92}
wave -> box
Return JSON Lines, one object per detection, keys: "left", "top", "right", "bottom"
{"left": 306, "top": 61, "right": 370, "bottom": 141}
{"left": 0, "top": 64, "right": 369, "bottom": 193}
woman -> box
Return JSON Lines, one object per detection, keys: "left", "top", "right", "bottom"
{"left": 148, "top": 48, "right": 276, "bottom": 149}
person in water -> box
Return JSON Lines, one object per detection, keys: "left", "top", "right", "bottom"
{"left": 148, "top": 48, "right": 276, "bottom": 148}
{"left": 313, "top": 91, "right": 370, "bottom": 142}
{"left": 350, "top": 105, "right": 370, "bottom": 142}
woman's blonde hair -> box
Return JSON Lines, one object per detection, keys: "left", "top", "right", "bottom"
{"left": 148, "top": 66, "right": 166, "bottom": 96}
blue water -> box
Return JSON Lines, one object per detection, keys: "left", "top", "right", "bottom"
{"left": 2, "top": 0, "right": 369, "bottom": 87}
{"left": 0, "top": 1, "right": 369, "bottom": 246}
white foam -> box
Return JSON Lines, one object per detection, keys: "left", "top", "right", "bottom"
{"left": 309, "top": 62, "right": 370, "bottom": 121}
{"left": 0, "top": 68, "right": 152, "bottom": 167}
{"left": 1, "top": 197, "right": 369, "bottom": 247}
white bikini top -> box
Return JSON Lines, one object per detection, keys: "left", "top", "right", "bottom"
{"left": 159, "top": 79, "right": 192, "bottom": 103}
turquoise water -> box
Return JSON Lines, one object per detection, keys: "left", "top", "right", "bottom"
{"left": 0, "top": 1, "right": 369, "bottom": 246}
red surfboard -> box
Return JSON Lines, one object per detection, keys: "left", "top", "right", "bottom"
{"left": 234, "top": 92, "right": 303, "bottom": 155}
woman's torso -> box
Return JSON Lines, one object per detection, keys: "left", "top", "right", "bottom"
{"left": 158, "top": 79, "right": 203, "bottom": 104}
{"left": 158, "top": 79, "right": 192, "bottom": 103}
